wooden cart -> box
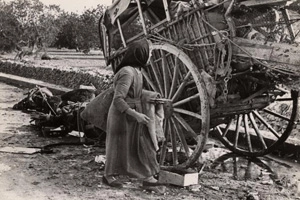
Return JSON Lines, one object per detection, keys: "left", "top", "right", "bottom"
{"left": 99, "top": 0, "right": 300, "bottom": 169}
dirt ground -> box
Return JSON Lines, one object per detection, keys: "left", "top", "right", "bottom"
{"left": 0, "top": 52, "right": 300, "bottom": 200}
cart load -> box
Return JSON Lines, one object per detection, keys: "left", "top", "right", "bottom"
{"left": 98, "top": 0, "right": 300, "bottom": 169}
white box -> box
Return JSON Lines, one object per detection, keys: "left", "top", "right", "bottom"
{"left": 158, "top": 170, "right": 199, "bottom": 187}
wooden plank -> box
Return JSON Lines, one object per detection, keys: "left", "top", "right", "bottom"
{"left": 240, "top": 0, "right": 288, "bottom": 7}
{"left": 0, "top": 147, "right": 41, "bottom": 154}
{"left": 233, "top": 42, "right": 273, "bottom": 61}
{"left": 232, "top": 37, "right": 300, "bottom": 66}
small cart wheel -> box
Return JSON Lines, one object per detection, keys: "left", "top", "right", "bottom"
{"left": 214, "top": 89, "right": 299, "bottom": 157}
{"left": 210, "top": 153, "right": 278, "bottom": 181}
{"left": 142, "top": 42, "right": 210, "bottom": 168}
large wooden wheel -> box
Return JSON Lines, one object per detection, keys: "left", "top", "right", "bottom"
{"left": 214, "top": 89, "right": 299, "bottom": 157}
{"left": 142, "top": 42, "right": 210, "bottom": 168}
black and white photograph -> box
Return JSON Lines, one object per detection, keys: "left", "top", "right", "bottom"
{"left": 0, "top": 0, "right": 299, "bottom": 199}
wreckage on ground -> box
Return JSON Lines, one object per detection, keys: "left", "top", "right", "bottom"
{"left": 13, "top": 86, "right": 103, "bottom": 139}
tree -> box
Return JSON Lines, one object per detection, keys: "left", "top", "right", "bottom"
{"left": 0, "top": 0, "right": 63, "bottom": 55}
{"left": 77, "top": 8, "right": 102, "bottom": 50}
{"left": 111, "top": 18, "right": 144, "bottom": 50}
{"left": 0, "top": 1, "right": 112, "bottom": 53}
{"left": 53, "top": 4, "right": 106, "bottom": 51}
{"left": 0, "top": 0, "right": 23, "bottom": 52}
{"left": 54, "top": 13, "right": 81, "bottom": 49}
{"left": 37, "top": 4, "right": 62, "bottom": 48}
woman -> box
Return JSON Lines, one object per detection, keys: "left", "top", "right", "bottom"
{"left": 103, "top": 39, "right": 160, "bottom": 188}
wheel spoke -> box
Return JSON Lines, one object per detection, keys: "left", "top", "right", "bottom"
{"left": 245, "top": 160, "right": 252, "bottom": 180}
{"left": 216, "top": 126, "right": 231, "bottom": 145}
{"left": 173, "top": 113, "right": 197, "bottom": 138}
{"left": 275, "top": 98, "right": 293, "bottom": 102}
{"left": 171, "top": 117, "right": 190, "bottom": 157}
{"left": 141, "top": 69, "right": 160, "bottom": 93}
{"left": 168, "top": 57, "right": 180, "bottom": 99}
{"left": 170, "top": 120, "right": 178, "bottom": 165}
{"left": 233, "top": 157, "right": 238, "bottom": 180}
{"left": 234, "top": 115, "right": 242, "bottom": 148}
{"left": 174, "top": 108, "right": 203, "bottom": 120}
{"left": 252, "top": 110, "right": 280, "bottom": 139}
{"left": 248, "top": 113, "right": 267, "bottom": 150}
{"left": 159, "top": 119, "right": 169, "bottom": 165}
{"left": 173, "top": 93, "right": 200, "bottom": 107}
{"left": 161, "top": 50, "right": 171, "bottom": 97}
{"left": 171, "top": 71, "right": 191, "bottom": 102}
{"left": 243, "top": 114, "right": 253, "bottom": 152}
{"left": 263, "top": 108, "right": 291, "bottom": 122}
{"left": 222, "top": 118, "right": 234, "bottom": 137}
{"left": 149, "top": 58, "right": 164, "bottom": 94}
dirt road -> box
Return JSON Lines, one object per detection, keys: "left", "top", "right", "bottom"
{"left": 0, "top": 82, "right": 300, "bottom": 200}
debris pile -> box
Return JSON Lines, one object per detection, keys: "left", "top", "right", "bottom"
{"left": 13, "top": 85, "right": 105, "bottom": 140}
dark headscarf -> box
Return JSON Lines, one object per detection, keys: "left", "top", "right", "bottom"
{"left": 115, "top": 39, "right": 150, "bottom": 73}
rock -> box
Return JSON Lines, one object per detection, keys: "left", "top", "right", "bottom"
{"left": 247, "top": 192, "right": 260, "bottom": 200}
{"left": 211, "top": 186, "right": 220, "bottom": 191}
{"left": 189, "top": 184, "right": 202, "bottom": 192}
{"left": 142, "top": 185, "right": 166, "bottom": 194}
{"left": 41, "top": 53, "right": 51, "bottom": 60}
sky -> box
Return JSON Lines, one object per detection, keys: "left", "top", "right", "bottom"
{"left": 4, "top": 0, "right": 113, "bottom": 13}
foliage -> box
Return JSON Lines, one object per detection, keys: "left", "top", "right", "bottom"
{"left": 0, "top": 0, "right": 23, "bottom": 52}
{"left": 0, "top": 0, "right": 62, "bottom": 52}
{"left": 54, "top": 13, "right": 81, "bottom": 49}
{"left": 77, "top": 5, "right": 106, "bottom": 49}
{"left": 0, "top": 0, "right": 107, "bottom": 52}
{"left": 37, "top": 4, "right": 62, "bottom": 48}
{"left": 112, "top": 18, "right": 144, "bottom": 50}
{"left": 54, "top": 5, "right": 106, "bottom": 50}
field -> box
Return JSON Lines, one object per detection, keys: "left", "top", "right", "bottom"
{"left": 1, "top": 48, "right": 112, "bottom": 76}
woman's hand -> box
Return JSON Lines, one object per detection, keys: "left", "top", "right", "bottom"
{"left": 126, "top": 108, "right": 150, "bottom": 125}
{"left": 135, "top": 112, "right": 150, "bottom": 125}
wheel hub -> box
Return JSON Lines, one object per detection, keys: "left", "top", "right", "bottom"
{"left": 162, "top": 99, "right": 173, "bottom": 119}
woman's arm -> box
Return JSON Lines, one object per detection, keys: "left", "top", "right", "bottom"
{"left": 113, "top": 68, "right": 150, "bottom": 125}
{"left": 112, "top": 68, "right": 132, "bottom": 113}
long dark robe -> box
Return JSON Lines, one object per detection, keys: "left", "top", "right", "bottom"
{"left": 105, "top": 66, "right": 159, "bottom": 178}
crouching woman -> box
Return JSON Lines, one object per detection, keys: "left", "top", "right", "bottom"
{"left": 103, "top": 39, "right": 161, "bottom": 189}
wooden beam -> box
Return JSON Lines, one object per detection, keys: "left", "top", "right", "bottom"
{"left": 117, "top": 19, "right": 126, "bottom": 47}
{"left": 240, "top": 0, "right": 288, "bottom": 7}
{"left": 162, "top": 0, "right": 171, "bottom": 21}
{"left": 136, "top": 0, "right": 147, "bottom": 35}
{"left": 232, "top": 37, "right": 300, "bottom": 66}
